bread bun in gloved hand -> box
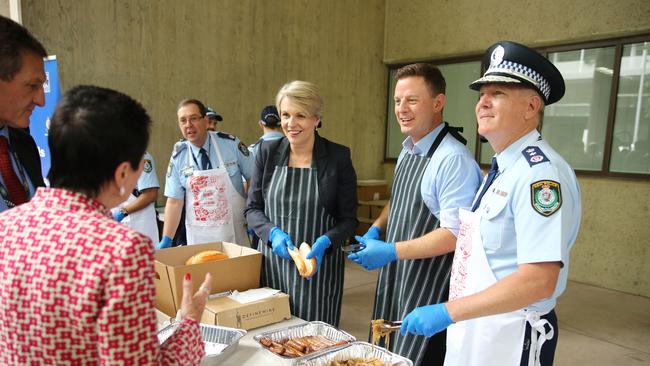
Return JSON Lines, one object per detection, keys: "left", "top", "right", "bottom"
{"left": 185, "top": 250, "right": 228, "bottom": 265}
{"left": 288, "top": 242, "right": 317, "bottom": 277}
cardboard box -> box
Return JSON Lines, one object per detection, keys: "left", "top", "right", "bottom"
{"left": 358, "top": 199, "right": 388, "bottom": 220}
{"left": 356, "top": 217, "right": 374, "bottom": 236}
{"left": 357, "top": 179, "right": 388, "bottom": 201}
{"left": 200, "top": 291, "right": 291, "bottom": 330}
{"left": 155, "top": 242, "right": 262, "bottom": 317}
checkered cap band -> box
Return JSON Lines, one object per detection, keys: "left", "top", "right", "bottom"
{"left": 487, "top": 60, "right": 551, "bottom": 101}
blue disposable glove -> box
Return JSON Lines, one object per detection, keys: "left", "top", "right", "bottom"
{"left": 306, "top": 235, "right": 331, "bottom": 273}
{"left": 400, "top": 303, "right": 454, "bottom": 337}
{"left": 347, "top": 235, "right": 397, "bottom": 270}
{"left": 363, "top": 225, "right": 381, "bottom": 240}
{"left": 113, "top": 210, "right": 126, "bottom": 223}
{"left": 269, "top": 227, "right": 294, "bottom": 260}
{"left": 156, "top": 235, "right": 173, "bottom": 250}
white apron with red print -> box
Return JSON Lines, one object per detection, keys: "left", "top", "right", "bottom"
{"left": 184, "top": 135, "right": 247, "bottom": 246}
{"left": 445, "top": 208, "right": 553, "bottom": 366}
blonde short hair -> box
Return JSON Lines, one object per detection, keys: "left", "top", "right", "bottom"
{"left": 275, "top": 80, "right": 324, "bottom": 120}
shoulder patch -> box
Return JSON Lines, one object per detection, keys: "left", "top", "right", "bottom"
{"left": 531, "top": 180, "right": 562, "bottom": 216}
{"left": 217, "top": 131, "right": 235, "bottom": 140}
{"left": 172, "top": 140, "right": 187, "bottom": 158}
{"left": 238, "top": 141, "right": 250, "bottom": 156}
{"left": 143, "top": 159, "right": 153, "bottom": 173}
{"left": 166, "top": 158, "right": 173, "bottom": 177}
{"left": 522, "top": 146, "right": 549, "bottom": 167}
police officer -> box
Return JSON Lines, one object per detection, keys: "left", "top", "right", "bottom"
{"left": 205, "top": 106, "right": 222, "bottom": 132}
{"left": 157, "top": 99, "right": 254, "bottom": 248}
{"left": 248, "top": 105, "right": 284, "bottom": 157}
{"left": 348, "top": 63, "right": 482, "bottom": 365}
{"left": 399, "top": 41, "right": 582, "bottom": 366}
{"left": 0, "top": 16, "right": 47, "bottom": 212}
{"left": 112, "top": 151, "right": 160, "bottom": 244}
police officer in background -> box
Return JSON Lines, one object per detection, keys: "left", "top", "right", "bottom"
{"left": 112, "top": 151, "right": 160, "bottom": 244}
{"left": 157, "top": 99, "right": 254, "bottom": 248}
{"left": 399, "top": 41, "right": 582, "bottom": 366}
{"left": 205, "top": 106, "right": 222, "bottom": 132}
{"left": 0, "top": 16, "right": 47, "bottom": 213}
{"left": 248, "top": 105, "right": 284, "bottom": 157}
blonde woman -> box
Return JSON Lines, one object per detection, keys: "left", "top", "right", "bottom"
{"left": 245, "top": 81, "right": 357, "bottom": 326}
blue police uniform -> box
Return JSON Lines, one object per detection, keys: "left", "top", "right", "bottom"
{"left": 0, "top": 127, "right": 36, "bottom": 213}
{"left": 137, "top": 152, "right": 159, "bottom": 192}
{"left": 398, "top": 123, "right": 482, "bottom": 235}
{"left": 248, "top": 131, "right": 284, "bottom": 157}
{"left": 476, "top": 129, "right": 581, "bottom": 313}
{"left": 164, "top": 131, "right": 253, "bottom": 200}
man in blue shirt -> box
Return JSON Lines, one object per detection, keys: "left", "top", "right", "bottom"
{"left": 158, "top": 99, "right": 254, "bottom": 248}
{"left": 398, "top": 41, "right": 582, "bottom": 366}
{"left": 0, "top": 16, "right": 47, "bottom": 213}
{"left": 348, "top": 63, "right": 481, "bottom": 365}
{"left": 248, "top": 105, "right": 284, "bottom": 157}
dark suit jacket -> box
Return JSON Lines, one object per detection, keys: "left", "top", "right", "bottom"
{"left": 8, "top": 127, "right": 45, "bottom": 191}
{"left": 245, "top": 133, "right": 358, "bottom": 247}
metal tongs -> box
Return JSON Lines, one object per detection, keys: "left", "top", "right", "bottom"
{"left": 376, "top": 320, "right": 402, "bottom": 331}
{"left": 341, "top": 243, "right": 365, "bottom": 253}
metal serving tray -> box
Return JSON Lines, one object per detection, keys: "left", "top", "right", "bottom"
{"left": 253, "top": 321, "right": 356, "bottom": 365}
{"left": 296, "top": 341, "right": 413, "bottom": 366}
{"left": 157, "top": 322, "right": 246, "bottom": 365}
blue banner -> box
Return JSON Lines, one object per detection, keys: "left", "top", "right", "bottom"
{"left": 29, "top": 56, "right": 61, "bottom": 184}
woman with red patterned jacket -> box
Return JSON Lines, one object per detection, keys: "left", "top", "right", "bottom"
{"left": 0, "top": 85, "right": 212, "bottom": 365}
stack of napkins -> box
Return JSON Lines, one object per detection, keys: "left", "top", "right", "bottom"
{"left": 228, "top": 288, "right": 281, "bottom": 304}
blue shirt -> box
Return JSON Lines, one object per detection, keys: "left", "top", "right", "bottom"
{"left": 164, "top": 131, "right": 254, "bottom": 199}
{"left": 475, "top": 129, "right": 581, "bottom": 313}
{"left": 137, "top": 151, "right": 159, "bottom": 192}
{"left": 0, "top": 126, "right": 36, "bottom": 213}
{"left": 248, "top": 131, "right": 284, "bottom": 157}
{"left": 398, "top": 123, "right": 482, "bottom": 236}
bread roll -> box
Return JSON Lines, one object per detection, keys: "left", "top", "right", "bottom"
{"left": 289, "top": 242, "right": 317, "bottom": 277}
{"left": 185, "top": 250, "right": 228, "bottom": 265}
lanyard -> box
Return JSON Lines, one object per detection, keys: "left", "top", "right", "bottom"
{"left": 0, "top": 144, "right": 31, "bottom": 208}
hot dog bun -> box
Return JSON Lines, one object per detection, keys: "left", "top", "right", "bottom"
{"left": 289, "top": 242, "right": 317, "bottom": 277}
{"left": 185, "top": 250, "right": 228, "bottom": 265}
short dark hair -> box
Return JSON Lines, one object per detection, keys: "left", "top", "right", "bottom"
{"left": 177, "top": 98, "right": 207, "bottom": 116}
{"left": 395, "top": 63, "right": 446, "bottom": 96}
{"left": 47, "top": 85, "right": 151, "bottom": 198}
{"left": 0, "top": 15, "right": 47, "bottom": 81}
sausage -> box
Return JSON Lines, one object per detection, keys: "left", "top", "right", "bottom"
{"left": 285, "top": 339, "right": 306, "bottom": 353}
{"left": 259, "top": 337, "right": 272, "bottom": 347}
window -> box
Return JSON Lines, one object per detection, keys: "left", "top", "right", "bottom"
{"left": 385, "top": 35, "right": 650, "bottom": 178}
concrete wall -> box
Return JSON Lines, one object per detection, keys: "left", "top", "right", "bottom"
{"left": 384, "top": 0, "right": 650, "bottom": 296}
{"left": 20, "top": 0, "right": 387, "bottom": 188}
{"left": 0, "top": 0, "right": 9, "bottom": 17}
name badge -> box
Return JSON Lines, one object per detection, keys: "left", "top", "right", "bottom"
{"left": 181, "top": 165, "right": 194, "bottom": 176}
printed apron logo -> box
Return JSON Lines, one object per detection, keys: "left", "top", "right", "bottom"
{"left": 530, "top": 180, "right": 561, "bottom": 216}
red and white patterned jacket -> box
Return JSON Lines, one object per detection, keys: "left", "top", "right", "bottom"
{"left": 0, "top": 188, "right": 204, "bottom": 365}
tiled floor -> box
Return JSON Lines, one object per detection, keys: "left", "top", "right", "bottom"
{"left": 339, "top": 259, "right": 650, "bottom": 365}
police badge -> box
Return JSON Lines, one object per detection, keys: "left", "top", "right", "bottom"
{"left": 144, "top": 159, "right": 153, "bottom": 173}
{"left": 531, "top": 180, "right": 561, "bottom": 216}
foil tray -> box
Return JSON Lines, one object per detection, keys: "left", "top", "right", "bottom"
{"left": 253, "top": 321, "right": 356, "bottom": 365}
{"left": 296, "top": 341, "right": 413, "bottom": 366}
{"left": 157, "top": 322, "right": 246, "bottom": 365}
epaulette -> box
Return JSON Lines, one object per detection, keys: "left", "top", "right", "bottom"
{"left": 172, "top": 139, "right": 187, "bottom": 158}
{"left": 521, "top": 146, "right": 550, "bottom": 167}
{"left": 216, "top": 131, "right": 236, "bottom": 141}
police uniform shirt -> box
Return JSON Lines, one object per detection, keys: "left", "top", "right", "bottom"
{"left": 398, "top": 123, "right": 482, "bottom": 236}
{"left": 136, "top": 152, "right": 160, "bottom": 192}
{"left": 164, "top": 131, "right": 254, "bottom": 200}
{"left": 476, "top": 129, "right": 581, "bottom": 313}
{"left": 0, "top": 126, "right": 36, "bottom": 212}
{"left": 248, "top": 131, "right": 284, "bottom": 157}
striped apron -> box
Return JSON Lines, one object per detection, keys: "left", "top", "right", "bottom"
{"left": 371, "top": 125, "right": 455, "bottom": 365}
{"left": 260, "top": 164, "right": 345, "bottom": 326}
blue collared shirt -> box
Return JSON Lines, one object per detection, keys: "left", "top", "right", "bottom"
{"left": 136, "top": 152, "right": 159, "bottom": 192}
{"left": 0, "top": 126, "right": 36, "bottom": 213}
{"left": 475, "top": 129, "right": 582, "bottom": 313}
{"left": 164, "top": 131, "right": 254, "bottom": 199}
{"left": 248, "top": 131, "right": 284, "bottom": 157}
{"left": 398, "top": 123, "right": 481, "bottom": 236}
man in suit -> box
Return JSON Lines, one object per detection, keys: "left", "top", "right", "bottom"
{"left": 0, "top": 15, "right": 47, "bottom": 212}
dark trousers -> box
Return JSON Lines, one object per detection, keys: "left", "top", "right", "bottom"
{"left": 520, "top": 309, "right": 558, "bottom": 366}
{"left": 420, "top": 329, "right": 446, "bottom": 366}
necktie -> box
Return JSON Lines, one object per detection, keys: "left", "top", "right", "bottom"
{"left": 199, "top": 148, "right": 212, "bottom": 170}
{"left": 0, "top": 136, "right": 28, "bottom": 206}
{"left": 471, "top": 157, "right": 499, "bottom": 212}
